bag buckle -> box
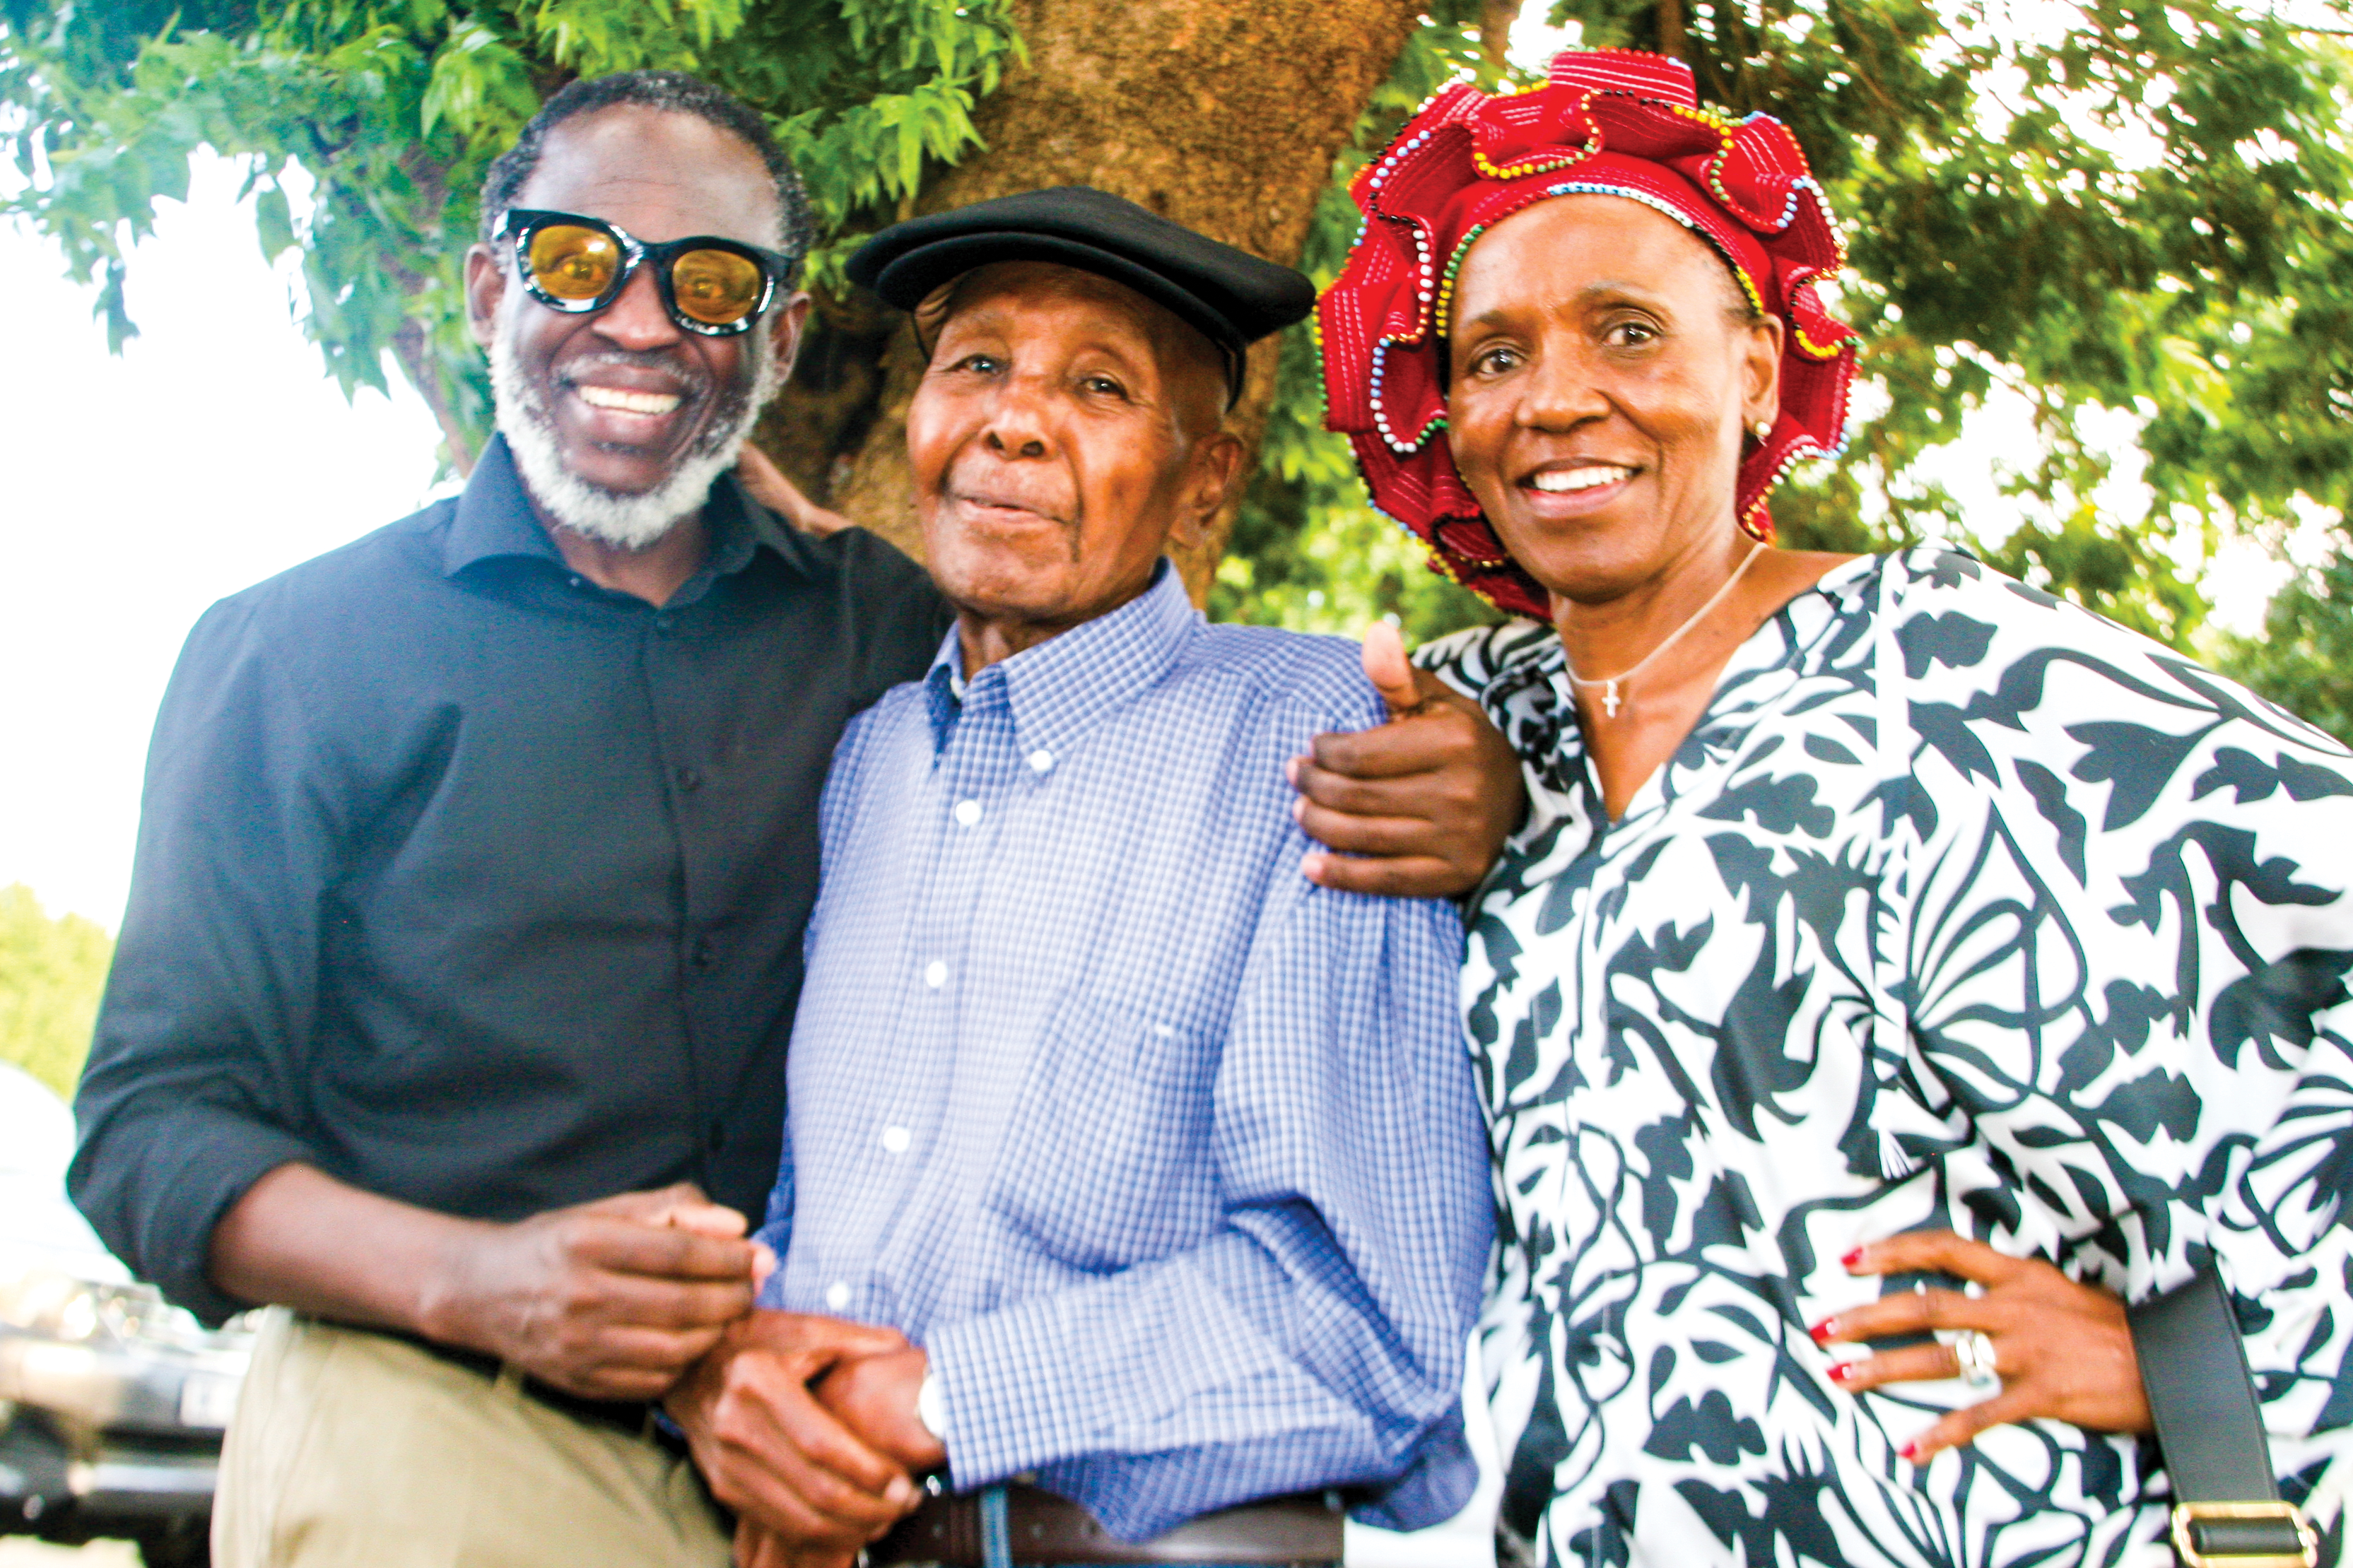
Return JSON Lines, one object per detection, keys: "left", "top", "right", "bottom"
{"left": 2170, "top": 1501, "right": 2319, "bottom": 1568}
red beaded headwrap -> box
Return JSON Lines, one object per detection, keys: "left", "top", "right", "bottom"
{"left": 1318, "top": 49, "right": 1859, "bottom": 618}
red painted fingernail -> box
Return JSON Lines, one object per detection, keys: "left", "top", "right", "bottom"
{"left": 1841, "top": 1247, "right": 1867, "bottom": 1271}
{"left": 1827, "top": 1361, "right": 1857, "bottom": 1386}
{"left": 1808, "top": 1318, "right": 1836, "bottom": 1345}
{"left": 1899, "top": 1441, "right": 1923, "bottom": 1464}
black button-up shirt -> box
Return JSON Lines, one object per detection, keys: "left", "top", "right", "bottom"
{"left": 71, "top": 437, "right": 951, "bottom": 1324}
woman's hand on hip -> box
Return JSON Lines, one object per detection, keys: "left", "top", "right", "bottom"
{"left": 1812, "top": 1230, "right": 2151, "bottom": 1465}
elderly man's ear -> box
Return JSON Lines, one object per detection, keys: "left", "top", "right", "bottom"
{"left": 769, "top": 291, "right": 814, "bottom": 380}
{"left": 1168, "top": 430, "right": 1247, "bottom": 552}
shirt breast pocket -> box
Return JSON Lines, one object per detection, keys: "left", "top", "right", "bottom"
{"left": 983, "top": 990, "right": 1223, "bottom": 1271}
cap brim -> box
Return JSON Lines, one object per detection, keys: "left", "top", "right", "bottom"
{"left": 866, "top": 232, "right": 1250, "bottom": 373}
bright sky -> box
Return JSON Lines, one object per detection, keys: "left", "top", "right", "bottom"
{"left": 0, "top": 20, "right": 2308, "bottom": 932}
{"left": 1, "top": 158, "right": 452, "bottom": 928}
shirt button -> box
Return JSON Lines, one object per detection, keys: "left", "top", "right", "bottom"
{"left": 691, "top": 936, "right": 717, "bottom": 973}
{"left": 881, "top": 1126, "right": 912, "bottom": 1154}
{"left": 653, "top": 614, "right": 674, "bottom": 633}
{"left": 1028, "top": 750, "right": 1055, "bottom": 774}
{"left": 923, "top": 960, "right": 948, "bottom": 989}
{"left": 825, "top": 1281, "right": 851, "bottom": 1311}
{"left": 953, "top": 798, "right": 982, "bottom": 827}
{"left": 675, "top": 766, "right": 703, "bottom": 793}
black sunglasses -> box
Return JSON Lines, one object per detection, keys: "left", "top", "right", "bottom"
{"left": 495, "top": 209, "right": 798, "bottom": 337}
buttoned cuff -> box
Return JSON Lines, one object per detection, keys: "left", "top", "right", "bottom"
{"left": 925, "top": 1293, "right": 1109, "bottom": 1489}
{"left": 918, "top": 1262, "right": 1303, "bottom": 1491}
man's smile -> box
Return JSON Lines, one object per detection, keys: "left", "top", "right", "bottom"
{"left": 944, "top": 480, "right": 1072, "bottom": 529}
{"left": 576, "top": 385, "right": 683, "bottom": 416}
{"left": 556, "top": 362, "right": 705, "bottom": 450}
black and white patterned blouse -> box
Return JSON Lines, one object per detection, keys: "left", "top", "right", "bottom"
{"left": 1420, "top": 547, "right": 2353, "bottom": 1567}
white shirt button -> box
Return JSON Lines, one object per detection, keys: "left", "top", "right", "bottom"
{"left": 881, "top": 1126, "right": 912, "bottom": 1154}
{"left": 824, "top": 1281, "right": 851, "bottom": 1311}
{"left": 953, "top": 798, "right": 982, "bottom": 827}
{"left": 1028, "top": 750, "right": 1055, "bottom": 774}
{"left": 924, "top": 960, "right": 948, "bottom": 988}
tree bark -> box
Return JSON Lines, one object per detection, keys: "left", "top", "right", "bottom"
{"left": 1481, "top": 0, "right": 1520, "bottom": 71}
{"left": 755, "top": 0, "right": 1421, "bottom": 603}
{"left": 392, "top": 319, "right": 478, "bottom": 476}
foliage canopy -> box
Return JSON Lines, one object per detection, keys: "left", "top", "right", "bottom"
{"left": 1, "top": 0, "right": 1019, "bottom": 444}
{"left": 0, "top": 883, "right": 114, "bottom": 1099}
{"left": 8, "top": 0, "right": 2353, "bottom": 733}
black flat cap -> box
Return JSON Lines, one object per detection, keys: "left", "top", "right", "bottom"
{"left": 847, "top": 187, "right": 1316, "bottom": 398}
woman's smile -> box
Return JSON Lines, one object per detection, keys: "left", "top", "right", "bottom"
{"left": 1516, "top": 459, "right": 1642, "bottom": 517}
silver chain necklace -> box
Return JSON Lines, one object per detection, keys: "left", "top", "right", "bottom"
{"left": 1563, "top": 541, "right": 1765, "bottom": 720}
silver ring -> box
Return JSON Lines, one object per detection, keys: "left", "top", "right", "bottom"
{"left": 1952, "top": 1328, "right": 2000, "bottom": 1391}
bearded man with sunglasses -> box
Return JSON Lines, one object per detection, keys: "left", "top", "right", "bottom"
{"left": 67, "top": 69, "right": 1518, "bottom": 1568}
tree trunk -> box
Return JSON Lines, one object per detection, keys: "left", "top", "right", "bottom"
{"left": 1481, "top": 0, "right": 1519, "bottom": 71}
{"left": 755, "top": 0, "right": 1421, "bottom": 603}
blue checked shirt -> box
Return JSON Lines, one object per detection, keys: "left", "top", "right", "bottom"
{"left": 756, "top": 562, "right": 1491, "bottom": 1542}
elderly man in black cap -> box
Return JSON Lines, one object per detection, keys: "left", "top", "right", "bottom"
{"left": 665, "top": 189, "right": 1494, "bottom": 1568}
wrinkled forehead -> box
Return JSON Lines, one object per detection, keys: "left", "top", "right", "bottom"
{"left": 922, "top": 261, "right": 1226, "bottom": 397}
{"left": 520, "top": 105, "right": 783, "bottom": 249}
{"left": 924, "top": 261, "right": 1168, "bottom": 349}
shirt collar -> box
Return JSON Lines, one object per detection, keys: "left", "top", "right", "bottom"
{"left": 922, "top": 558, "right": 1198, "bottom": 757}
{"left": 442, "top": 432, "right": 802, "bottom": 589}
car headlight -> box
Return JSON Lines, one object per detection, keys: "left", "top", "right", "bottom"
{"left": 0, "top": 1266, "right": 216, "bottom": 1352}
{"left": 0, "top": 1263, "right": 252, "bottom": 1434}
{"left": 0, "top": 1268, "right": 105, "bottom": 1342}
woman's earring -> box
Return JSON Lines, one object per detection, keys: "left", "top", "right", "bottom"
{"left": 1752, "top": 418, "right": 1774, "bottom": 442}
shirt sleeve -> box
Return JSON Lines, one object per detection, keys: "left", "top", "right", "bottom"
{"left": 1889, "top": 557, "right": 2353, "bottom": 1504}
{"left": 920, "top": 825, "right": 1493, "bottom": 1539}
{"left": 69, "top": 595, "right": 339, "bottom": 1326}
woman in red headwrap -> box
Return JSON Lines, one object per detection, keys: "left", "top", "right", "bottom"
{"left": 1321, "top": 48, "right": 2353, "bottom": 1567}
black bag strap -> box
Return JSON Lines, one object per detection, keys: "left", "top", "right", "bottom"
{"left": 2129, "top": 1263, "right": 2320, "bottom": 1567}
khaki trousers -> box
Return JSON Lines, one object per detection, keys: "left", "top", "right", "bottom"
{"left": 212, "top": 1308, "right": 732, "bottom": 1568}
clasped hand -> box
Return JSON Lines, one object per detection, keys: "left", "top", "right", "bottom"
{"left": 426, "top": 1181, "right": 935, "bottom": 1566}
{"left": 1812, "top": 1230, "right": 2152, "bottom": 1465}
{"left": 667, "top": 1314, "right": 945, "bottom": 1568}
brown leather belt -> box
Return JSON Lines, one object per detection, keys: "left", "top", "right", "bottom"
{"left": 868, "top": 1485, "right": 1344, "bottom": 1566}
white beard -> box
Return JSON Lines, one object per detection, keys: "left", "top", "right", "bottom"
{"left": 491, "top": 319, "right": 782, "bottom": 551}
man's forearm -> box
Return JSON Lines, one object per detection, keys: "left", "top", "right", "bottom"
{"left": 207, "top": 1163, "right": 766, "bottom": 1401}
{"left": 207, "top": 1161, "right": 479, "bottom": 1336}
{"left": 211, "top": 1166, "right": 491, "bottom": 1335}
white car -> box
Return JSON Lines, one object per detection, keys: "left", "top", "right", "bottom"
{"left": 0, "top": 1061, "right": 252, "bottom": 1567}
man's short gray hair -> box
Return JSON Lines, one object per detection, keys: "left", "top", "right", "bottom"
{"left": 478, "top": 70, "right": 811, "bottom": 266}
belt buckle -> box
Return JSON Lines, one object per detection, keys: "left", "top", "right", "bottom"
{"left": 2169, "top": 1501, "right": 2319, "bottom": 1568}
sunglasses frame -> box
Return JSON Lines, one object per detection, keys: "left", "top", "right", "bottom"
{"left": 496, "top": 208, "right": 799, "bottom": 338}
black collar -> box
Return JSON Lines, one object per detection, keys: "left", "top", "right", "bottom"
{"left": 442, "top": 433, "right": 815, "bottom": 586}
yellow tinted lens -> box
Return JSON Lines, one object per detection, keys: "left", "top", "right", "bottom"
{"left": 671, "top": 248, "right": 764, "bottom": 325}
{"left": 527, "top": 225, "right": 620, "bottom": 301}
